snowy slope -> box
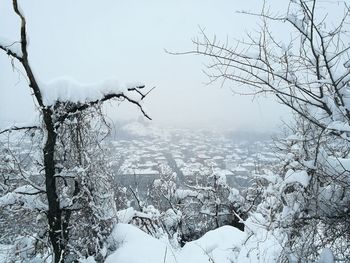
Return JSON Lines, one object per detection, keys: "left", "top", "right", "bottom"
{"left": 105, "top": 223, "right": 246, "bottom": 263}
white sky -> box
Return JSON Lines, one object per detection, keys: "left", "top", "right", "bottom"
{"left": 0, "top": 0, "right": 291, "bottom": 131}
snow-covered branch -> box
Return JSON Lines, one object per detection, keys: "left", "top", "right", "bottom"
{"left": 55, "top": 86, "right": 152, "bottom": 124}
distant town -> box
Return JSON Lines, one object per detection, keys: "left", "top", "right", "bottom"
{"left": 107, "top": 121, "right": 279, "bottom": 192}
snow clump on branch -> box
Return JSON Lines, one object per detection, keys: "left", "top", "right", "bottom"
{"left": 40, "top": 77, "right": 145, "bottom": 106}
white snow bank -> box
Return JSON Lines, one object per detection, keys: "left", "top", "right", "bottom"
{"left": 180, "top": 225, "right": 245, "bottom": 263}
{"left": 106, "top": 223, "right": 246, "bottom": 263}
{"left": 40, "top": 77, "right": 143, "bottom": 106}
{"left": 106, "top": 223, "right": 177, "bottom": 263}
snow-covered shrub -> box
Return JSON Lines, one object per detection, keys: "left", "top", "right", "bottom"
{"left": 172, "top": 170, "right": 245, "bottom": 244}
{"left": 247, "top": 118, "right": 350, "bottom": 262}
{"left": 52, "top": 106, "right": 119, "bottom": 261}
{"left": 191, "top": 0, "right": 350, "bottom": 260}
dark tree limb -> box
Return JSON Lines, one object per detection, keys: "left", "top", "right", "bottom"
{"left": 127, "top": 85, "right": 155, "bottom": 100}
{"left": 0, "top": 43, "right": 22, "bottom": 61}
{"left": 55, "top": 89, "right": 152, "bottom": 126}
{"left": 0, "top": 125, "right": 40, "bottom": 135}
{"left": 0, "top": 125, "right": 41, "bottom": 134}
{"left": 12, "top": 0, "right": 44, "bottom": 108}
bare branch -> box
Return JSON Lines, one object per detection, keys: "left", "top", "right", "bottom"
{"left": 55, "top": 87, "right": 152, "bottom": 125}
{"left": 0, "top": 125, "right": 40, "bottom": 135}
{"left": 127, "top": 85, "right": 155, "bottom": 100}
{"left": 0, "top": 43, "right": 22, "bottom": 61}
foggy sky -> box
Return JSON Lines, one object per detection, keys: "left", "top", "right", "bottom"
{"left": 0, "top": 0, "right": 291, "bottom": 131}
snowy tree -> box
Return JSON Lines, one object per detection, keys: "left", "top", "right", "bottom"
{"left": 0, "top": 129, "right": 50, "bottom": 261}
{"left": 0, "top": 1, "right": 151, "bottom": 262}
{"left": 146, "top": 165, "right": 245, "bottom": 246}
{"left": 52, "top": 107, "right": 119, "bottom": 261}
{"left": 184, "top": 0, "right": 350, "bottom": 261}
{"left": 149, "top": 163, "right": 178, "bottom": 212}
{"left": 171, "top": 169, "right": 245, "bottom": 244}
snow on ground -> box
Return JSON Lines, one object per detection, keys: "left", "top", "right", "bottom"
{"left": 104, "top": 223, "right": 259, "bottom": 263}
{"left": 180, "top": 225, "right": 245, "bottom": 263}
{"left": 105, "top": 223, "right": 177, "bottom": 263}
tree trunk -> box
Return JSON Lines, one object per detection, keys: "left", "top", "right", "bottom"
{"left": 43, "top": 109, "right": 65, "bottom": 263}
